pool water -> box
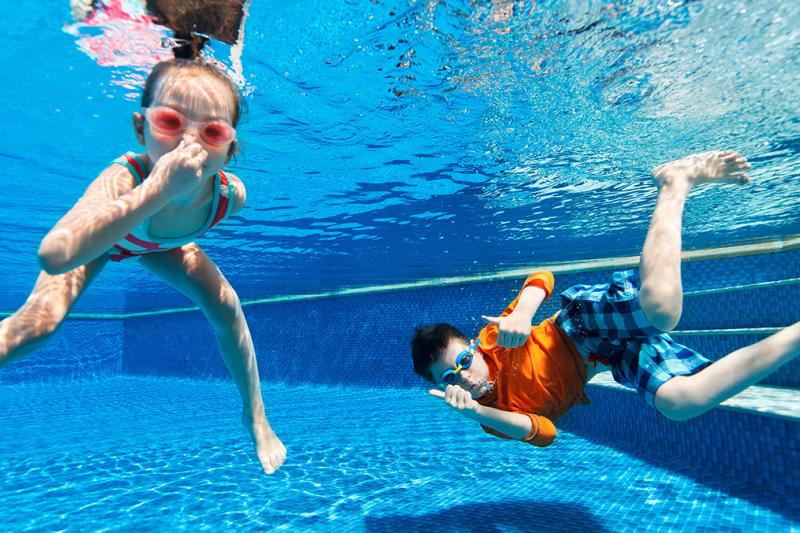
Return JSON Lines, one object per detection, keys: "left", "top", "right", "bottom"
{"left": 1, "top": 377, "right": 796, "bottom": 531}
{"left": 1, "top": 0, "right": 799, "bottom": 529}
{"left": 2, "top": 0, "right": 800, "bottom": 311}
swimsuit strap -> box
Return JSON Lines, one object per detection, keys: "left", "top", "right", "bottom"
{"left": 209, "top": 169, "right": 236, "bottom": 229}
{"left": 113, "top": 152, "right": 148, "bottom": 184}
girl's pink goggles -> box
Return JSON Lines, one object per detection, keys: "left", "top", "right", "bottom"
{"left": 144, "top": 106, "right": 236, "bottom": 146}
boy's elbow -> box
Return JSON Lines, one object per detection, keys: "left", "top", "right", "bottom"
{"left": 529, "top": 435, "right": 555, "bottom": 447}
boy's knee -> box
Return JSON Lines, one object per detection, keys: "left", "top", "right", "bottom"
{"left": 639, "top": 285, "right": 682, "bottom": 332}
{"left": 654, "top": 376, "right": 707, "bottom": 421}
{"left": 656, "top": 403, "right": 694, "bottom": 422}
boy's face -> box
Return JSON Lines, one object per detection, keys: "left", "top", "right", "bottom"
{"left": 429, "top": 338, "right": 491, "bottom": 399}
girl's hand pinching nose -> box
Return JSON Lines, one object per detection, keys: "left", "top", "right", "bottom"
{"left": 151, "top": 137, "right": 209, "bottom": 197}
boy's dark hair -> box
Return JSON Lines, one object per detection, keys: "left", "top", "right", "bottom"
{"left": 411, "top": 323, "right": 468, "bottom": 383}
{"left": 141, "top": 59, "right": 244, "bottom": 128}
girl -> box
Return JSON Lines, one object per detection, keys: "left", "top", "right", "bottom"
{"left": 0, "top": 56, "right": 285, "bottom": 475}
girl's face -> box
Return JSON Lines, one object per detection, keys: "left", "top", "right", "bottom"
{"left": 134, "top": 72, "right": 237, "bottom": 177}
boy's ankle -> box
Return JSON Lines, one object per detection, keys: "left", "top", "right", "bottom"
{"left": 241, "top": 407, "right": 267, "bottom": 426}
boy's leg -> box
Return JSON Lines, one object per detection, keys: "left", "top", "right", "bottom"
{"left": 655, "top": 322, "right": 800, "bottom": 421}
{"left": 638, "top": 151, "right": 750, "bottom": 331}
{"left": 138, "top": 243, "right": 286, "bottom": 475}
{"left": 0, "top": 256, "right": 108, "bottom": 368}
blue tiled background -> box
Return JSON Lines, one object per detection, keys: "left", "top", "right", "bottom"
{"left": 122, "top": 248, "right": 800, "bottom": 388}
{"left": 2, "top": 247, "right": 798, "bottom": 506}
{"left": 6, "top": 249, "right": 797, "bottom": 386}
{"left": 0, "top": 320, "right": 122, "bottom": 384}
{"left": 116, "top": 247, "right": 799, "bottom": 503}
{"left": 556, "top": 387, "right": 800, "bottom": 511}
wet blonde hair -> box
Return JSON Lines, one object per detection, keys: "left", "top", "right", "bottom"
{"left": 141, "top": 58, "right": 244, "bottom": 127}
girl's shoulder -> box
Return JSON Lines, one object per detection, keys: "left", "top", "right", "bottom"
{"left": 222, "top": 171, "right": 246, "bottom": 213}
{"left": 79, "top": 157, "right": 141, "bottom": 204}
{"left": 111, "top": 152, "right": 151, "bottom": 183}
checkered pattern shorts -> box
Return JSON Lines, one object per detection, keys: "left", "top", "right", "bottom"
{"left": 555, "top": 269, "right": 712, "bottom": 407}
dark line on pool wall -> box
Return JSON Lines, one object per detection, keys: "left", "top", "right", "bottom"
{"left": 1, "top": 234, "right": 798, "bottom": 320}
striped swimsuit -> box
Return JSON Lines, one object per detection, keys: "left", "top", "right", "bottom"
{"left": 108, "top": 152, "right": 235, "bottom": 261}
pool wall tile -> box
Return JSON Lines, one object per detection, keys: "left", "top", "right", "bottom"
{"left": 0, "top": 320, "right": 123, "bottom": 384}
{"left": 116, "top": 247, "right": 800, "bottom": 503}
{"left": 121, "top": 248, "right": 799, "bottom": 387}
{"left": 4, "top": 248, "right": 796, "bottom": 502}
{"left": 557, "top": 386, "right": 800, "bottom": 499}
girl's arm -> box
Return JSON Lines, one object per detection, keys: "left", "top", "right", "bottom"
{"left": 38, "top": 164, "right": 169, "bottom": 274}
{"left": 39, "top": 142, "right": 208, "bottom": 274}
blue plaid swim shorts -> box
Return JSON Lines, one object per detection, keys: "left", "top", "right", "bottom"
{"left": 554, "top": 269, "right": 712, "bottom": 407}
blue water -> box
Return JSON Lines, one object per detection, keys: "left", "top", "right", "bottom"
{"left": 1, "top": 0, "right": 799, "bottom": 312}
{"left": 1, "top": 0, "right": 799, "bottom": 530}
{"left": 1, "top": 377, "right": 796, "bottom": 531}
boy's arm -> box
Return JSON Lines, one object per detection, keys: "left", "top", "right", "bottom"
{"left": 429, "top": 385, "right": 556, "bottom": 447}
{"left": 482, "top": 272, "right": 552, "bottom": 348}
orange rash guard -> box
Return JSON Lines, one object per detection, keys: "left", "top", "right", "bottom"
{"left": 476, "top": 271, "right": 589, "bottom": 447}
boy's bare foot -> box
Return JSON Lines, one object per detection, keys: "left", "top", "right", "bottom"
{"left": 242, "top": 413, "right": 286, "bottom": 475}
{"left": 653, "top": 150, "right": 751, "bottom": 189}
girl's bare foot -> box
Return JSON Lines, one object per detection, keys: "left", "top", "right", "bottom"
{"left": 242, "top": 413, "right": 286, "bottom": 475}
{"left": 652, "top": 150, "right": 751, "bottom": 189}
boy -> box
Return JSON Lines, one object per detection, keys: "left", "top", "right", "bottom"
{"left": 411, "top": 151, "right": 799, "bottom": 446}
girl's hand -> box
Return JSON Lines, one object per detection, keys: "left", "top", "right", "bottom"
{"left": 151, "top": 136, "right": 209, "bottom": 197}
{"left": 482, "top": 312, "right": 531, "bottom": 348}
{"left": 429, "top": 385, "right": 479, "bottom": 414}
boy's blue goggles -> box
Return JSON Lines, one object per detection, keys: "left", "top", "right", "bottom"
{"left": 437, "top": 339, "right": 481, "bottom": 390}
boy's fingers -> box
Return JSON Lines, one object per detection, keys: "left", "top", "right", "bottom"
{"left": 428, "top": 389, "right": 445, "bottom": 398}
{"left": 499, "top": 331, "right": 509, "bottom": 347}
{"left": 458, "top": 390, "right": 469, "bottom": 409}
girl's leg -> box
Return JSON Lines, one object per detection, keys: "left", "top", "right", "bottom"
{"left": 638, "top": 151, "right": 750, "bottom": 332}
{"left": 137, "top": 243, "right": 285, "bottom": 475}
{"left": 655, "top": 322, "right": 800, "bottom": 421}
{"left": 0, "top": 256, "right": 109, "bottom": 368}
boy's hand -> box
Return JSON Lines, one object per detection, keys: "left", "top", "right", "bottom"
{"left": 429, "top": 385, "right": 479, "bottom": 414}
{"left": 482, "top": 312, "right": 531, "bottom": 348}
{"left": 151, "top": 135, "right": 209, "bottom": 197}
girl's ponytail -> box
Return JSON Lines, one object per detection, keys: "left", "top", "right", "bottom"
{"left": 171, "top": 31, "right": 208, "bottom": 60}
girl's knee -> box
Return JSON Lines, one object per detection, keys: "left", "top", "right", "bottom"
{"left": 0, "top": 309, "right": 64, "bottom": 364}
{"left": 203, "top": 289, "right": 242, "bottom": 328}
